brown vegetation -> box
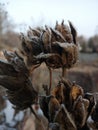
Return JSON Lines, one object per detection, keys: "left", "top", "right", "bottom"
{"left": 0, "top": 4, "right": 98, "bottom": 130}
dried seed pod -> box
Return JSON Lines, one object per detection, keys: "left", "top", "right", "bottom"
{"left": 52, "top": 42, "right": 79, "bottom": 68}
{"left": 48, "top": 96, "right": 60, "bottom": 122}
{"left": 70, "top": 82, "right": 84, "bottom": 101}
{"left": 54, "top": 104, "right": 77, "bottom": 130}
{"left": 20, "top": 21, "right": 78, "bottom": 71}
{"left": 29, "top": 26, "right": 42, "bottom": 37}
{"left": 19, "top": 21, "right": 79, "bottom": 93}
{"left": 0, "top": 51, "right": 39, "bottom": 120}
{"left": 72, "top": 96, "right": 90, "bottom": 129}
{"left": 84, "top": 92, "right": 95, "bottom": 119}
{"left": 55, "top": 20, "right": 73, "bottom": 43}
{"left": 51, "top": 82, "right": 65, "bottom": 104}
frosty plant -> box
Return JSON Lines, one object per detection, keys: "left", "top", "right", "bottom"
{"left": 0, "top": 20, "right": 95, "bottom": 130}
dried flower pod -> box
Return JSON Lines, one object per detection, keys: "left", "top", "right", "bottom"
{"left": 0, "top": 51, "right": 39, "bottom": 120}
{"left": 70, "top": 82, "right": 84, "bottom": 101}
{"left": 51, "top": 82, "right": 65, "bottom": 104}
{"left": 55, "top": 20, "right": 73, "bottom": 43}
{"left": 48, "top": 96, "right": 60, "bottom": 122}
{"left": 19, "top": 20, "right": 78, "bottom": 71}
{"left": 84, "top": 92, "right": 95, "bottom": 119}
{"left": 19, "top": 20, "right": 78, "bottom": 93}
{"left": 54, "top": 104, "right": 77, "bottom": 130}
{"left": 29, "top": 26, "right": 43, "bottom": 37}
{"left": 72, "top": 96, "right": 90, "bottom": 129}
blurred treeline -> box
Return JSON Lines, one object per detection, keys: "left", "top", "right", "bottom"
{"left": 78, "top": 35, "right": 98, "bottom": 53}
{"left": 0, "top": 3, "right": 98, "bottom": 53}
{"left": 0, "top": 3, "right": 20, "bottom": 50}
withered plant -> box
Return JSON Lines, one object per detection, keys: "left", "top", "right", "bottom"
{"left": 0, "top": 20, "right": 96, "bottom": 130}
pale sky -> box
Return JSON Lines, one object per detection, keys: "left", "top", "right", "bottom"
{"left": 1, "top": 0, "right": 98, "bottom": 38}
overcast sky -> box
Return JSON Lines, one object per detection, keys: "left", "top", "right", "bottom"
{"left": 1, "top": 0, "right": 98, "bottom": 38}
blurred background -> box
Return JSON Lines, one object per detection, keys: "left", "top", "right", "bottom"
{"left": 0, "top": 0, "right": 98, "bottom": 129}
